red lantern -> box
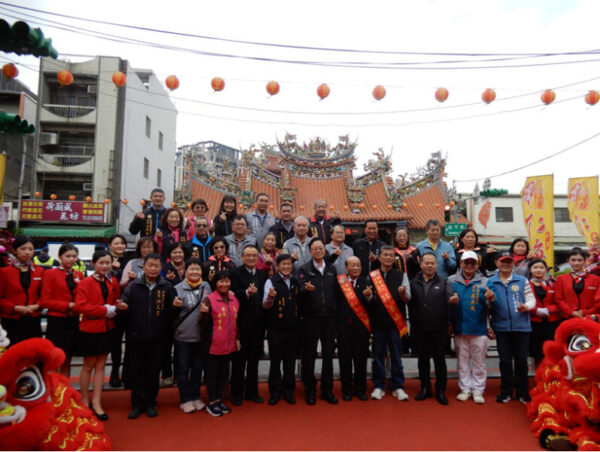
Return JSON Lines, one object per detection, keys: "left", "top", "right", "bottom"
{"left": 373, "top": 205, "right": 378, "bottom": 210}
{"left": 418, "top": 203, "right": 424, "bottom": 209}
{"left": 372, "top": 85, "right": 386, "bottom": 101}
{"left": 50, "top": 194, "right": 57, "bottom": 200}
{"left": 104, "top": 198, "right": 110, "bottom": 204}
{"left": 359, "top": 203, "right": 365, "bottom": 209}
{"left": 269, "top": 205, "right": 274, "bottom": 210}
{"left": 299, "top": 205, "right": 305, "bottom": 211}
{"left": 402, "top": 202, "right": 408, "bottom": 209}
{"left": 449, "top": 201, "right": 456, "bottom": 207}
{"left": 69, "top": 195, "right": 76, "bottom": 201}
{"left": 343, "top": 205, "right": 349, "bottom": 211}
{"left": 187, "top": 203, "right": 192, "bottom": 209}
{"left": 122, "top": 199, "right": 128, "bottom": 205}
{"left": 169, "top": 202, "right": 176, "bottom": 208}
{"left": 85, "top": 196, "right": 92, "bottom": 202}
{"left": 317, "top": 83, "right": 330, "bottom": 100}
{"left": 34, "top": 191, "right": 41, "bottom": 198}
{"left": 435, "top": 87, "right": 449, "bottom": 103}
{"left": 112, "top": 71, "right": 126, "bottom": 87}
{"left": 266, "top": 80, "right": 280, "bottom": 96}
{"left": 387, "top": 204, "right": 392, "bottom": 209}
{"left": 329, "top": 205, "right": 335, "bottom": 211}
{"left": 165, "top": 75, "right": 179, "bottom": 91}
{"left": 57, "top": 70, "right": 73, "bottom": 87}
{"left": 2, "top": 63, "right": 18, "bottom": 80}
{"left": 435, "top": 203, "right": 440, "bottom": 208}
{"left": 481, "top": 88, "right": 496, "bottom": 104}
{"left": 541, "top": 89, "right": 556, "bottom": 105}
{"left": 585, "top": 90, "right": 599, "bottom": 106}
{"left": 140, "top": 200, "right": 146, "bottom": 206}
{"left": 211, "top": 77, "right": 225, "bottom": 92}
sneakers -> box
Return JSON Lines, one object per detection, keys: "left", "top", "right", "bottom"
{"left": 517, "top": 394, "right": 531, "bottom": 404}
{"left": 192, "top": 399, "right": 205, "bottom": 411}
{"left": 371, "top": 388, "right": 385, "bottom": 400}
{"left": 496, "top": 393, "right": 512, "bottom": 403}
{"left": 473, "top": 392, "right": 485, "bottom": 404}
{"left": 206, "top": 403, "right": 222, "bottom": 417}
{"left": 456, "top": 391, "right": 471, "bottom": 402}
{"left": 392, "top": 388, "right": 409, "bottom": 401}
{"left": 180, "top": 401, "right": 195, "bottom": 414}
{"left": 218, "top": 402, "right": 231, "bottom": 414}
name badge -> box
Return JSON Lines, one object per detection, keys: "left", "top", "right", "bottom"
{"left": 510, "top": 285, "right": 520, "bottom": 292}
{"left": 33, "top": 277, "right": 42, "bottom": 281}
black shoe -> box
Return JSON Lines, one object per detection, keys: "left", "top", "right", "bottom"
{"left": 342, "top": 394, "right": 352, "bottom": 402}
{"left": 283, "top": 393, "right": 296, "bottom": 405}
{"left": 321, "top": 392, "right": 339, "bottom": 404}
{"left": 145, "top": 405, "right": 158, "bottom": 417}
{"left": 435, "top": 392, "right": 449, "bottom": 405}
{"left": 415, "top": 387, "right": 433, "bottom": 401}
{"left": 232, "top": 397, "right": 243, "bottom": 406}
{"left": 109, "top": 375, "right": 122, "bottom": 388}
{"left": 89, "top": 404, "right": 108, "bottom": 421}
{"left": 128, "top": 406, "right": 144, "bottom": 419}
{"left": 356, "top": 393, "right": 368, "bottom": 401}
{"left": 306, "top": 393, "right": 316, "bottom": 405}
{"left": 218, "top": 402, "right": 231, "bottom": 414}
{"left": 245, "top": 394, "right": 264, "bottom": 404}
{"left": 496, "top": 393, "right": 513, "bottom": 403}
{"left": 268, "top": 394, "right": 280, "bottom": 405}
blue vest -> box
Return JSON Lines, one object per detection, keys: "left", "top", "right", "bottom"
{"left": 487, "top": 273, "right": 531, "bottom": 333}
{"left": 449, "top": 278, "right": 488, "bottom": 336}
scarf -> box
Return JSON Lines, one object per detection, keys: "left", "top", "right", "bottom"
{"left": 186, "top": 277, "right": 203, "bottom": 289}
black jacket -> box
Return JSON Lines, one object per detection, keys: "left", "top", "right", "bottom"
{"left": 128, "top": 206, "right": 166, "bottom": 237}
{"left": 337, "top": 275, "right": 371, "bottom": 332}
{"left": 352, "top": 238, "right": 385, "bottom": 278}
{"left": 229, "top": 265, "right": 268, "bottom": 333}
{"left": 298, "top": 260, "right": 338, "bottom": 318}
{"left": 120, "top": 276, "right": 177, "bottom": 341}
{"left": 269, "top": 220, "right": 295, "bottom": 250}
{"left": 369, "top": 267, "right": 407, "bottom": 330}
{"left": 409, "top": 273, "right": 449, "bottom": 332}
{"left": 308, "top": 215, "right": 341, "bottom": 244}
{"left": 266, "top": 273, "right": 300, "bottom": 330}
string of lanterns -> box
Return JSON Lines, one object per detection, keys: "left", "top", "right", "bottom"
{"left": 3, "top": 63, "right": 600, "bottom": 106}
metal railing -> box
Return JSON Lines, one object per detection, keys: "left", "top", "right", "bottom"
{"left": 43, "top": 103, "right": 95, "bottom": 119}
{"left": 39, "top": 144, "right": 94, "bottom": 166}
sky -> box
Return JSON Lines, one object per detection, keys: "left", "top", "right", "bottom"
{"left": 2, "top": 0, "right": 600, "bottom": 195}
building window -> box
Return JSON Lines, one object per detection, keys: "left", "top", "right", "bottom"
{"left": 554, "top": 207, "right": 571, "bottom": 223}
{"left": 145, "top": 116, "right": 151, "bottom": 138}
{"left": 143, "top": 158, "right": 149, "bottom": 179}
{"left": 495, "top": 207, "right": 513, "bottom": 223}
{"left": 157, "top": 168, "right": 162, "bottom": 187}
{"left": 158, "top": 131, "right": 163, "bottom": 151}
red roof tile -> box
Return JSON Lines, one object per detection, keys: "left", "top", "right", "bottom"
{"left": 403, "top": 184, "right": 447, "bottom": 229}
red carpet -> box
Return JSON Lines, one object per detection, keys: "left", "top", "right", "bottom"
{"left": 101, "top": 379, "right": 541, "bottom": 451}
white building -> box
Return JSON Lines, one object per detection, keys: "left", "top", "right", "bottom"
{"left": 22, "top": 56, "right": 176, "bottom": 242}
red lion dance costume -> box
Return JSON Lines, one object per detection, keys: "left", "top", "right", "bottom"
{"left": 528, "top": 317, "right": 600, "bottom": 451}
{"left": 0, "top": 333, "right": 111, "bottom": 450}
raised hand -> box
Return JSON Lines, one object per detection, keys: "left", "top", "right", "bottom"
{"left": 363, "top": 285, "right": 373, "bottom": 298}
{"left": 449, "top": 293, "right": 459, "bottom": 304}
{"left": 173, "top": 296, "right": 183, "bottom": 308}
{"left": 305, "top": 281, "right": 315, "bottom": 292}
{"left": 247, "top": 283, "right": 258, "bottom": 295}
{"left": 484, "top": 287, "right": 495, "bottom": 302}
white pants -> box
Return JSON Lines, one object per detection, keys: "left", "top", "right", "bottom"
{"left": 454, "top": 334, "right": 488, "bottom": 394}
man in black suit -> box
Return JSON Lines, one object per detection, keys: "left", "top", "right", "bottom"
{"left": 337, "top": 256, "right": 372, "bottom": 401}
{"left": 352, "top": 219, "right": 385, "bottom": 278}
{"left": 229, "top": 245, "right": 268, "bottom": 406}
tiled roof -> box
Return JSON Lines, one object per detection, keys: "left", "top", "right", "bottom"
{"left": 403, "top": 184, "right": 447, "bottom": 229}
{"left": 188, "top": 179, "right": 230, "bottom": 218}
{"left": 249, "top": 178, "right": 281, "bottom": 212}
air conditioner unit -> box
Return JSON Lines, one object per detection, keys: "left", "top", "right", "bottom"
{"left": 87, "top": 85, "right": 97, "bottom": 94}
{"left": 83, "top": 183, "right": 93, "bottom": 191}
{"left": 40, "top": 132, "right": 59, "bottom": 146}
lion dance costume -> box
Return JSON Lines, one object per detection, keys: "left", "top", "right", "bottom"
{"left": 0, "top": 322, "right": 111, "bottom": 450}
{"left": 528, "top": 317, "right": 600, "bottom": 451}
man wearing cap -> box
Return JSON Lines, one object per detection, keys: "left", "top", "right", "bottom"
{"left": 487, "top": 251, "right": 536, "bottom": 404}
{"left": 448, "top": 251, "right": 495, "bottom": 404}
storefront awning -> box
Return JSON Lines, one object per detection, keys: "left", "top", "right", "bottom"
{"left": 21, "top": 225, "right": 116, "bottom": 239}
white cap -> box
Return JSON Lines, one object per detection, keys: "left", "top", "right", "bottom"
{"left": 460, "top": 251, "right": 479, "bottom": 261}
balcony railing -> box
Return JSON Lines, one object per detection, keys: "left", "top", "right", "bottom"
{"left": 43, "top": 103, "right": 95, "bottom": 119}
{"left": 39, "top": 144, "right": 94, "bottom": 167}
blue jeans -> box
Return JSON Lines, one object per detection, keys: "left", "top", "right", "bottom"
{"left": 174, "top": 340, "right": 204, "bottom": 404}
{"left": 372, "top": 328, "right": 405, "bottom": 390}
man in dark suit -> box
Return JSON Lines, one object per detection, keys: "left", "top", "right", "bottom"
{"left": 352, "top": 219, "right": 385, "bottom": 278}
{"left": 229, "top": 245, "right": 268, "bottom": 406}
{"left": 337, "top": 256, "right": 372, "bottom": 401}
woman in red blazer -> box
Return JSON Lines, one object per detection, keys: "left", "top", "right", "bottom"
{"left": 74, "top": 249, "right": 121, "bottom": 421}
{"left": 555, "top": 247, "right": 600, "bottom": 319}
{"left": 0, "top": 235, "right": 44, "bottom": 345}
{"left": 40, "top": 242, "right": 84, "bottom": 376}
{"left": 528, "top": 258, "right": 560, "bottom": 367}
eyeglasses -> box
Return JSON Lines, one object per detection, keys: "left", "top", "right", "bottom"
{"left": 195, "top": 224, "right": 208, "bottom": 228}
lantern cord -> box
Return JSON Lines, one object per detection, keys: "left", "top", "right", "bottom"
{"left": 4, "top": 5, "right": 600, "bottom": 71}
{"left": 453, "top": 130, "right": 600, "bottom": 183}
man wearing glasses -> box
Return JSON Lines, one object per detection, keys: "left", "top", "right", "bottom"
{"left": 183, "top": 217, "right": 213, "bottom": 263}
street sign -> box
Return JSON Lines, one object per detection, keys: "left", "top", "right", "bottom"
{"left": 445, "top": 222, "right": 467, "bottom": 236}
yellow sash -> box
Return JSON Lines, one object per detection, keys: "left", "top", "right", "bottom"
{"left": 337, "top": 274, "right": 371, "bottom": 334}
{"left": 369, "top": 269, "right": 408, "bottom": 336}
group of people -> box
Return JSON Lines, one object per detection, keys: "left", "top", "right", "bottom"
{"left": 1, "top": 186, "right": 598, "bottom": 421}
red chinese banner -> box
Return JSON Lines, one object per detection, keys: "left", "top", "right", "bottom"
{"left": 20, "top": 200, "right": 105, "bottom": 223}
{"left": 521, "top": 175, "right": 554, "bottom": 270}
{"left": 568, "top": 177, "right": 599, "bottom": 246}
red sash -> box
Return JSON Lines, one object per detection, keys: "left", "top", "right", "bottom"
{"left": 337, "top": 274, "right": 371, "bottom": 334}
{"left": 369, "top": 269, "right": 408, "bottom": 336}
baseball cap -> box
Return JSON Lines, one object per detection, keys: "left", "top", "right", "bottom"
{"left": 460, "top": 251, "right": 479, "bottom": 262}
{"left": 497, "top": 251, "right": 514, "bottom": 262}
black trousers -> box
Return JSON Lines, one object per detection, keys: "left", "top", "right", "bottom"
{"left": 231, "top": 324, "right": 264, "bottom": 399}
{"left": 267, "top": 328, "right": 298, "bottom": 396}
{"left": 128, "top": 339, "right": 165, "bottom": 408}
{"left": 495, "top": 331, "right": 531, "bottom": 397}
{"left": 413, "top": 328, "right": 448, "bottom": 392}
{"left": 160, "top": 334, "right": 174, "bottom": 379}
{"left": 206, "top": 354, "right": 231, "bottom": 402}
{"left": 301, "top": 316, "right": 336, "bottom": 395}
{"left": 110, "top": 316, "right": 126, "bottom": 380}
{"left": 338, "top": 321, "right": 369, "bottom": 396}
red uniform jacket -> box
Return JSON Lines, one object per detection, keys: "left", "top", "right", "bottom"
{"left": 0, "top": 265, "right": 44, "bottom": 319}
{"left": 74, "top": 275, "right": 120, "bottom": 333}
{"left": 39, "top": 268, "right": 84, "bottom": 318}
{"left": 555, "top": 273, "right": 600, "bottom": 317}
{"left": 529, "top": 281, "right": 561, "bottom": 323}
